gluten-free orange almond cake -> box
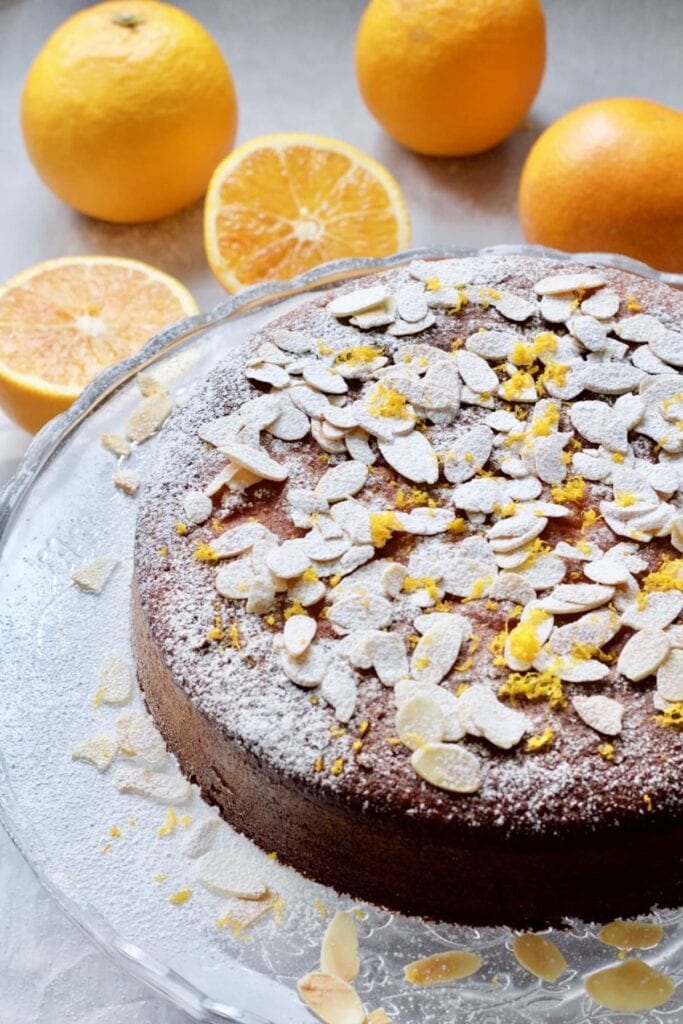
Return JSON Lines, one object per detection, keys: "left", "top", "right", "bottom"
{"left": 133, "top": 253, "right": 683, "bottom": 926}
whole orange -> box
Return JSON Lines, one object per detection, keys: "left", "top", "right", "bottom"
{"left": 519, "top": 98, "right": 683, "bottom": 273}
{"left": 355, "top": 0, "right": 546, "bottom": 157}
{"left": 21, "top": 0, "right": 237, "bottom": 223}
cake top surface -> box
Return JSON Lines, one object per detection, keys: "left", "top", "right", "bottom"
{"left": 135, "top": 251, "right": 683, "bottom": 837}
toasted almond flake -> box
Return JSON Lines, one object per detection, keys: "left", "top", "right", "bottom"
{"left": 363, "top": 631, "right": 408, "bottom": 686}
{"left": 535, "top": 649, "right": 608, "bottom": 683}
{"left": 535, "top": 272, "right": 605, "bottom": 295}
{"left": 632, "top": 345, "right": 670, "bottom": 375}
{"left": 125, "top": 392, "right": 172, "bottom": 443}
{"left": 182, "top": 490, "right": 212, "bottom": 525}
{"left": 396, "top": 694, "right": 444, "bottom": 750}
{"left": 112, "top": 469, "right": 140, "bottom": 495}
{"left": 101, "top": 433, "right": 131, "bottom": 457}
{"left": 303, "top": 362, "right": 349, "bottom": 395}
{"left": 455, "top": 350, "right": 497, "bottom": 394}
{"left": 656, "top": 648, "right": 683, "bottom": 701}
{"left": 598, "top": 920, "right": 664, "bottom": 950}
{"left": 315, "top": 461, "right": 368, "bottom": 502}
{"left": 71, "top": 556, "right": 118, "bottom": 593}
{"left": 584, "top": 959, "right": 675, "bottom": 1012}
{"left": 378, "top": 431, "right": 439, "bottom": 484}
{"left": 365, "top": 1012, "right": 392, "bottom": 1024}
{"left": 409, "top": 257, "right": 476, "bottom": 287}
{"left": 349, "top": 307, "right": 396, "bottom": 330}
{"left": 245, "top": 362, "right": 290, "bottom": 388}
{"left": 411, "top": 742, "right": 481, "bottom": 793}
{"left": 97, "top": 653, "right": 133, "bottom": 705}
{"left": 344, "top": 430, "right": 376, "bottom": 464}
{"left": 621, "top": 591, "right": 683, "bottom": 630}
{"left": 116, "top": 712, "right": 167, "bottom": 767}
{"left": 71, "top": 735, "right": 117, "bottom": 771}
{"left": 218, "top": 441, "right": 288, "bottom": 482}
{"left": 457, "top": 684, "right": 530, "bottom": 748}
{"left": 216, "top": 894, "right": 275, "bottom": 934}
{"left": 280, "top": 642, "right": 328, "bottom": 688}
{"left": 181, "top": 818, "right": 221, "bottom": 858}
{"left": 283, "top": 614, "right": 317, "bottom": 657}
{"left": 404, "top": 950, "right": 482, "bottom": 986}
{"left": 584, "top": 557, "right": 632, "bottom": 585}
{"left": 573, "top": 695, "right": 624, "bottom": 736}
{"left": 617, "top": 629, "right": 670, "bottom": 681}
{"left": 297, "top": 972, "right": 365, "bottom": 1024}
{"left": 320, "top": 911, "right": 360, "bottom": 983}
{"left": 329, "top": 285, "right": 391, "bottom": 318}
{"left": 115, "top": 766, "right": 191, "bottom": 804}
{"left": 512, "top": 934, "right": 568, "bottom": 983}
{"left": 210, "top": 522, "right": 272, "bottom": 559}
{"left": 289, "top": 385, "right": 333, "bottom": 418}
{"left": 288, "top": 576, "right": 326, "bottom": 607}
{"left": 395, "top": 508, "right": 454, "bottom": 536}
{"left": 266, "top": 539, "right": 311, "bottom": 579}
{"left": 197, "top": 849, "right": 269, "bottom": 900}
{"left": 395, "top": 681, "right": 465, "bottom": 741}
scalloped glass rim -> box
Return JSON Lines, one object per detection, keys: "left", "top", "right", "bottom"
{"left": 0, "top": 244, "right": 681, "bottom": 1024}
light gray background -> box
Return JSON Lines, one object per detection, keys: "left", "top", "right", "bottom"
{"left": 1, "top": 1, "right": 682, "bottom": 1020}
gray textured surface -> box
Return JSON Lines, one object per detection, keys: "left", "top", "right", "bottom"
{"left": 1, "top": 1, "right": 682, "bottom": 1020}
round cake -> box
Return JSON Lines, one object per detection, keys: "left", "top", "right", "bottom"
{"left": 133, "top": 251, "right": 683, "bottom": 927}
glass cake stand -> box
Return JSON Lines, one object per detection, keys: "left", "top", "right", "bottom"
{"left": 1, "top": 246, "right": 682, "bottom": 1024}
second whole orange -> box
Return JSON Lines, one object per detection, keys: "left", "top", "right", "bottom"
{"left": 21, "top": 0, "right": 237, "bottom": 223}
{"left": 518, "top": 98, "right": 683, "bottom": 273}
{"left": 355, "top": 0, "right": 546, "bottom": 157}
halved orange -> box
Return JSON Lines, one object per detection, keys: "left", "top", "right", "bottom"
{"left": 204, "top": 132, "right": 411, "bottom": 293}
{"left": 0, "top": 255, "right": 198, "bottom": 432}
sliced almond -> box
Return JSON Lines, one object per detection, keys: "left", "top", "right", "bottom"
{"left": 597, "top": 919, "right": 664, "bottom": 951}
{"left": 181, "top": 818, "right": 221, "bottom": 859}
{"left": 280, "top": 643, "right": 328, "bottom": 688}
{"left": 197, "top": 849, "right": 269, "bottom": 900}
{"left": 321, "top": 662, "right": 359, "bottom": 723}
{"left": 411, "top": 742, "right": 481, "bottom": 793}
{"left": 303, "top": 362, "right": 349, "bottom": 395}
{"left": 297, "top": 972, "right": 365, "bottom": 1024}
{"left": 572, "top": 695, "right": 624, "bottom": 736}
{"left": 315, "top": 461, "right": 368, "bottom": 502}
{"left": 115, "top": 766, "right": 191, "bottom": 804}
{"left": 404, "top": 950, "right": 482, "bottom": 985}
{"left": 617, "top": 629, "right": 670, "bottom": 681}
{"left": 584, "top": 959, "right": 675, "bottom": 1012}
{"left": 396, "top": 695, "right": 444, "bottom": 750}
{"left": 378, "top": 431, "right": 439, "bottom": 484}
{"left": 455, "top": 350, "right": 498, "bottom": 394}
{"left": 283, "top": 614, "right": 317, "bottom": 657}
{"left": 320, "top": 911, "right": 360, "bottom": 983}
{"left": 183, "top": 490, "right": 213, "bottom": 525}
{"left": 246, "top": 362, "right": 290, "bottom": 388}
{"left": 210, "top": 522, "right": 273, "bottom": 559}
{"left": 96, "top": 653, "right": 133, "bottom": 705}
{"left": 534, "top": 272, "right": 606, "bottom": 295}
{"left": 328, "top": 285, "right": 391, "bottom": 318}
{"left": 411, "top": 618, "right": 464, "bottom": 685}
{"left": 267, "top": 539, "right": 311, "bottom": 579}
{"left": 125, "top": 392, "right": 172, "bottom": 443}
{"left": 116, "top": 712, "right": 167, "bottom": 768}
{"left": 101, "top": 432, "right": 131, "bottom": 457}
{"left": 218, "top": 441, "right": 288, "bottom": 482}
{"left": 71, "top": 735, "right": 117, "bottom": 772}
{"left": 656, "top": 648, "right": 683, "bottom": 702}
{"left": 621, "top": 591, "right": 683, "bottom": 631}
{"left": 71, "top": 556, "right": 118, "bottom": 593}
{"left": 512, "top": 933, "right": 568, "bottom": 983}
